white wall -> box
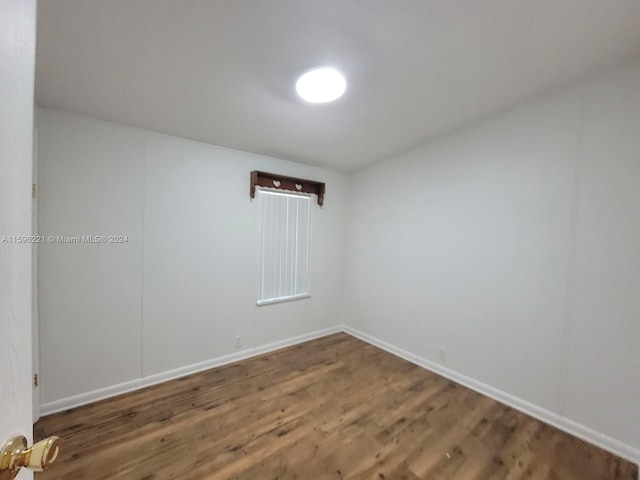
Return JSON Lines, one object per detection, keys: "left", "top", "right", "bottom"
{"left": 37, "top": 58, "right": 640, "bottom": 465}
{"left": 38, "top": 109, "right": 347, "bottom": 407}
{"left": 344, "top": 60, "right": 640, "bottom": 461}
{"left": 565, "top": 63, "right": 640, "bottom": 455}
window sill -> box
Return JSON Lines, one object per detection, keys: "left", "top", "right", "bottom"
{"left": 257, "top": 294, "right": 310, "bottom": 307}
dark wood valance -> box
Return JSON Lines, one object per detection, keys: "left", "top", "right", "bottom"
{"left": 250, "top": 171, "right": 325, "bottom": 206}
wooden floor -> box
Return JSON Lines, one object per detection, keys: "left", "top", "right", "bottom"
{"left": 35, "top": 333, "right": 637, "bottom": 480}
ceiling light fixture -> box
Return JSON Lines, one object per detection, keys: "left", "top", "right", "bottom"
{"left": 295, "top": 67, "right": 346, "bottom": 104}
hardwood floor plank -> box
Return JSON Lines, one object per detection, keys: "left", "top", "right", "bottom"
{"left": 35, "top": 333, "right": 638, "bottom": 480}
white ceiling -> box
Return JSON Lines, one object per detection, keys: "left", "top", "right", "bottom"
{"left": 36, "top": 0, "right": 640, "bottom": 171}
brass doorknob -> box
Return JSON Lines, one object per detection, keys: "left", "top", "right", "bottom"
{"left": 0, "top": 435, "right": 60, "bottom": 479}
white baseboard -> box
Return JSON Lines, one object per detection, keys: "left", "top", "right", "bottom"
{"left": 40, "top": 323, "right": 639, "bottom": 472}
{"left": 40, "top": 326, "right": 342, "bottom": 416}
{"left": 342, "top": 325, "right": 640, "bottom": 467}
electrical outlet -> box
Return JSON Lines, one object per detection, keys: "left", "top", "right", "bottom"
{"left": 438, "top": 346, "right": 446, "bottom": 363}
{"left": 235, "top": 335, "right": 242, "bottom": 349}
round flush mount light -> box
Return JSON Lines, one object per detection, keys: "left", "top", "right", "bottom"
{"left": 295, "top": 67, "right": 347, "bottom": 103}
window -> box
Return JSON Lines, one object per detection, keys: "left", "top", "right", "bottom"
{"left": 257, "top": 189, "right": 311, "bottom": 305}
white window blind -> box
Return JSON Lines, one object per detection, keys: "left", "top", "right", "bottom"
{"left": 257, "top": 189, "right": 311, "bottom": 305}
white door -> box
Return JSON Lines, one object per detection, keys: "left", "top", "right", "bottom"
{"left": 0, "top": 0, "right": 37, "bottom": 479}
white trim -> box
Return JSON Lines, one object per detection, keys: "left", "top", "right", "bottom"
{"left": 40, "top": 326, "right": 342, "bottom": 416}
{"left": 342, "top": 326, "right": 640, "bottom": 466}
{"left": 257, "top": 294, "right": 310, "bottom": 306}
{"left": 39, "top": 323, "right": 640, "bottom": 471}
